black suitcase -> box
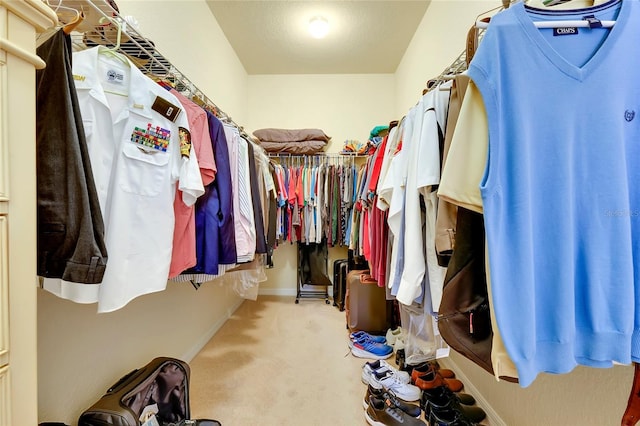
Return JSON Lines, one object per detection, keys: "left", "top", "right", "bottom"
{"left": 79, "top": 357, "right": 191, "bottom": 426}
{"left": 348, "top": 248, "right": 367, "bottom": 271}
{"left": 332, "top": 259, "right": 348, "bottom": 310}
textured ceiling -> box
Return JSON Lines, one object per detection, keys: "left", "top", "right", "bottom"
{"left": 206, "top": 1, "right": 431, "bottom": 75}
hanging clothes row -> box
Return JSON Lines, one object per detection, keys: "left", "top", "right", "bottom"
{"left": 269, "top": 155, "right": 362, "bottom": 249}
{"left": 357, "top": 0, "right": 640, "bottom": 408}
{"left": 36, "top": 1, "right": 275, "bottom": 312}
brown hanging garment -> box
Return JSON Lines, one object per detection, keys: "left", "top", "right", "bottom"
{"left": 622, "top": 362, "right": 640, "bottom": 426}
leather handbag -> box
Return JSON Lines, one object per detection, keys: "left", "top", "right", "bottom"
{"left": 437, "top": 208, "right": 494, "bottom": 376}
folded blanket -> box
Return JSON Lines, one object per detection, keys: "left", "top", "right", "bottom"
{"left": 253, "top": 128, "right": 331, "bottom": 143}
{"left": 258, "top": 140, "right": 327, "bottom": 155}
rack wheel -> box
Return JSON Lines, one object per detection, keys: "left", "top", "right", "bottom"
{"left": 295, "top": 299, "right": 299, "bottom": 304}
{"left": 325, "top": 299, "right": 330, "bottom": 304}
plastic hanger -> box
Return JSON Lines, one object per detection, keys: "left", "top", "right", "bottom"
{"left": 37, "top": 0, "right": 83, "bottom": 45}
{"left": 476, "top": 0, "right": 617, "bottom": 28}
{"left": 63, "top": 10, "right": 85, "bottom": 35}
{"left": 97, "top": 16, "right": 130, "bottom": 67}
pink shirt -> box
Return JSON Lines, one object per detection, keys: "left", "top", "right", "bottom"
{"left": 168, "top": 88, "right": 216, "bottom": 278}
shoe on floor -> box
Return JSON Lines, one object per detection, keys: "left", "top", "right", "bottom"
{"left": 363, "top": 384, "right": 422, "bottom": 418}
{"left": 409, "top": 361, "right": 455, "bottom": 381}
{"left": 385, "top": 327, "right": 403, "bottom": 346}
{"left": 365, "top": 396, "right": 427, "bottom": 426}
{"left": 393, "top": 336, "right": 405, "bottom": 352}
{"left": 421, "top": 385, "right": 476, "bottom": 407}
{"left": 351, "top": 338, "right": 394, "bottom": 360}
{"left": 395, "top": 348, "right": 406, "bottom": 370}
{"left": 350, "top": 330, "right": 387, "bottom": 344}
{"left": 422, "top": 387, "right": 486, "bottom": 423}
{"left": 428, "top": 407, "right": 479, "bottom": 426}
{"left": 414, "top": 369, "right": 464, "bottom": 393}
{"left": 370, "top": 369, "right": 421, "bottom": 402}
{"left": 362, "top": 359, "right": 411, "bottom": 386}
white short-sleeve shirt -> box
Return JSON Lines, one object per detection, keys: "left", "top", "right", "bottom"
{"left": 43, "top": 47, "right": 204, "bottom": 312}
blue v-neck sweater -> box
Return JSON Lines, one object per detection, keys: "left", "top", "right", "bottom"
{"left": 468, "top": 0, "right": 640, "bottom": 387}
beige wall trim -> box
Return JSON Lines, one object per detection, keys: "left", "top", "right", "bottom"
{"left": 0, "top": 38, "right": 46, "bottom": 69}
{"left": 439, "top": 357, "right": 507, "bottom": 426}
{"left": 0, "top": 0, "right": 57, "bottom": 32}
{"left": 258, "top": 288, "right": 297, "bottom": 297}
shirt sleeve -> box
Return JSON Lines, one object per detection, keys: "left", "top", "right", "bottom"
{"left": 437, "top": 81, "right": 488, "bottom": 214}
{"left": 175, "top": 109, "right": 205, "bottom": 207}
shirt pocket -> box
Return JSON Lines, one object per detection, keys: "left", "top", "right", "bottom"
{"left": 82, "top": 120, "right": 93, "bottom": 139}
{"left": 119, "top": 136, "right": 171, "bottom": 197}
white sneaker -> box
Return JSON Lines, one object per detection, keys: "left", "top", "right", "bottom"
{"left": 393, "top": 336, "right": 405, "bottom": 352}
{"left": 361, "top": 359, "right": 411, "bottom": 387}
{"left": 385, "top": 327, "right": 403, "bottom": 346}
{"left": 369, "top": 370, "right": 421, "bottom": 402}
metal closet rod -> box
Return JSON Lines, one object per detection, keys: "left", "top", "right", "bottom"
{"left": 266, "top": 153, "right": 368, "bottom": 158}
{"left": 56, "top": 0, "right": 246, "bottom": 134}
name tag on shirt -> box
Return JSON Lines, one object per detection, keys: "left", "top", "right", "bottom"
{"left": 152, "top": 96, "right": 181, "bottom": 122}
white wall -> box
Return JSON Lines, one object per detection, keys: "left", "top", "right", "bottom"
{"left": 37, "top": 1, "right": 248, "bottom": 423}
{"left": 395, "top": 0, "right": 495, "bottom": 116}
{"left": 397, "top": 1, "right": 634, "bottom": 425}
{"left": 247, "top": 74, "right": 396, "bottom": 294}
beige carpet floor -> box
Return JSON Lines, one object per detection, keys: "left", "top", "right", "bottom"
{"left": 189, "top": 295, "right": 369, "bottom": 425}
{"left": 188, "top": 295, "right": 487, "bottom": 426}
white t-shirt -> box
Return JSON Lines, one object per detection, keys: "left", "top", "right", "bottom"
{"left": 396, "top": 85, "right": 449, "bottom": 309}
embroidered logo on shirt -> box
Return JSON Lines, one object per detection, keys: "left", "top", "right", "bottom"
{"left": 131, "top": 123, "right": 171, "bottom": 152}
{"left": 106, "top": 69, "right": 125, "bottom": 84}
{"left": 73, "top": 74, "right": 86, "bottom": 81}
{"left": 625, "top": 110, "right": 635, "bottom": 122}
{"left": 178, "top": 127, "right": 191, "bottom": 159}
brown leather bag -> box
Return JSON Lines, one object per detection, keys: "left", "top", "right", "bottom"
{"left": 78, "top": 357, "right": 190, "bottom": 425}
{"left": 437, "top": 208, "right": 494, "bottom": 376}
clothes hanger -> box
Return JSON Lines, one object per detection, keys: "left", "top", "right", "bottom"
{"left": 63, "top": 10, "right": 85, "bottom": 35}
{"left": 97, "top": 16, "right": 131, "bottom": 68}
{"left": 37, "top": 1, "right": 84, "bottom": 45}
{"left": 476, "top": 0, "right": 617, "bottom": 28}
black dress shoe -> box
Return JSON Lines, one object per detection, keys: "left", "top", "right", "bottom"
{"left": 422, "top": 387, "right": 486, "bottom": 423}
{"left": 364, "top": 384, "right": 422, "bottom": 418}
{"left": 421, "top": 385, "right": 476, "bottom": 407}
{"left": 396, "top": 348, "right": 406, "bottom": 371}
{"left": 429, "top": 408, "right": 478, "bottom": 426}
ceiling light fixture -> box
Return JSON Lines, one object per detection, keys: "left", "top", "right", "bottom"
{"left": 308, "top": 16, "right": 329, "bottom": 39}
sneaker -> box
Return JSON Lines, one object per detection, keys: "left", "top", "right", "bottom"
{"left": 352, "top": 338, "right": 394, "bottom": 360}
{"left": 385, "top": 327, "right": 403, "bottom": 346}
{"left": 393, "top": 335, "right": 405, "bottom": 351}
{"left": 370, "top": 369, "right": 421, "bottom": 402}
{"left": 363, "top": 384, "right": 422, "bottom": 418}
{"left": 362, "top": 360, "right": 411, "bottom": 386}
{"left": 351, "top": 330, "right": 387, "bottom": 344}
{"left": 365, "top": 396, "right": 427, "bottom": 426}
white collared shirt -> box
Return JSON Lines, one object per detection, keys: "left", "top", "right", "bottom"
{"left": 43, "top": 47, "right": 204, "bottom": 312}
